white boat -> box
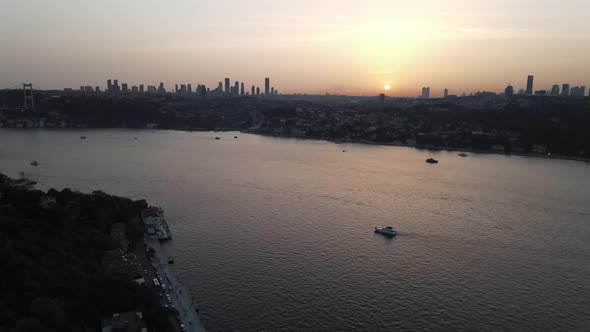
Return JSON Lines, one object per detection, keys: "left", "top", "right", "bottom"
{"left": 375, "top": 226, "right": 397, "bottom": 236}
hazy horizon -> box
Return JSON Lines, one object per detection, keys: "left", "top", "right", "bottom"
{"left": 2, "top": 0, "right": 590, "bottom": 96}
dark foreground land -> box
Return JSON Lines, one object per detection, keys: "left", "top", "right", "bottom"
{"left": 0, "top": 173, "right": 178, "bottom": 332}
{"left": 2, "top": 89, "right": 590, "bottom": 159}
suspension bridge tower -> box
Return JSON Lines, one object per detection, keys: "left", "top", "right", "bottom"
{"left": 23, "top": 83, "right": 35, "bottom": 110}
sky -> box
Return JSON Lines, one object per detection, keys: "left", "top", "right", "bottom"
{"left": 2, "top": 0, "right": 590, "bottom": 96}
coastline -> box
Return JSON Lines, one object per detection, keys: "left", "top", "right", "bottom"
{"left": 148, "top": 238, "right": 206, "bottom": 332}
{"left": 241, "top": 130, "right": 590, "bottom": 163}
{"left": 1, "top": 126, "right": 588, "bottom": 163}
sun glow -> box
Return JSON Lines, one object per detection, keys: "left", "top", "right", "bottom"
{"left": 384, "top": 84, "right": 391, "bottom": 90}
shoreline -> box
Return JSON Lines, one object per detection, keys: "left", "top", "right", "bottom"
{"left": 241, "top": 130, "right": 590, "bottom": 163}
{"left": 148, "top": 238, "right": 206, "bottom": 332}
{"left": 2, "top": 127, "right": 589, "bottom": 163}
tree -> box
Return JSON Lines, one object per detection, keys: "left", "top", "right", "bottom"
{"left": 29, "top": 297, "right": 66, "bottom": 330}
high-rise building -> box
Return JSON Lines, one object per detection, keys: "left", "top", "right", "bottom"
{"left": 550, "top": 85, "right": 559, "bottom": 96}
{"left": 107, "top": 79, "right": 112, "bottom": 92}
{"left": 147, "top": 85, "right": 157, "bottom": 93}
{"left": 505, "top": 85, "right": 514, "bottom": 96}
{"left": 251, "top": 85, "right": 255, "bottom": 96}
{"left": 443, "top": 88, "right": 448, "bottom": 98}
{"left": 271, "top": 87, "right": 275, "bottom": 96}
{"left": 234, "top": 81, "right": 239, "bottom": 96}
{"left": 131, "top": 86, "right": 138, "bottom": 93}
{"left": 562, "top": 84, "right": 570, "bottom": 96}
{"left": 256, "top": 86, "right": 260, "bottom": 96}
{"left": 265, "top": 78, "right": 270, "bottom": 95}
{"left": 240, "top": 82, "right": 245, "bottom": 96}
{"left": 187, "top": 84, "right": 192, "bottom": 93}
{"left": 217, "top": 82, "right": 223, "bottom": 93}
{"left": 580, "top": 86, "right": 586, "bottom": 97}
{"left": 122, "top": 83, "right": 128, "bottom": 93}
{"left": 139, "top": 84, "right": 144, "bottom": 93}
{"left": 225, "top": 78, "right": 230, "bottom": 94}
{"left": 158, "top": 82, "right": 165, "bottom": 93}
{"left": 95, "top": 86, "right": 101, "bottom": 92}
{"left": 526, "top": 75, "right": 534, "bottom": 95}
{"left": 421, "top": 87, "right": 430, "bottom": 99}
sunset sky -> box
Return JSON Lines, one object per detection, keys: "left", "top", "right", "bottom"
{"left": 2, "top": 0, "right": 590, "bottom": 96}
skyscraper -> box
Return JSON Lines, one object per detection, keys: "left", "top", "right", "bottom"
{"left": 240, "top": 82, "right": 245, "bottom": 96}
{"left": 225, "top": 78, "right": 230, "bottom": 94}
{"left": 421, "top": 87, "right": 430, "bottom": 99}
{"left": 562, "top": 84, "right": 570, "bottom": 96}
{"left": 107, "top": 79, "right": 112, "bottom": 92}
{"left": 443, "top": 88, "right": 448, "bottom": 98}
{"left": 122, "top": 83, "right": 128, "bottom": 94}
{"left": 551, "top": 85, "right": 559, "bottom": 96}
{"left": 187, "top": 84, "right": 192, "bottom": 93}
{"left": 234, "top": 81, "right": 239, "bottom": 96}
{"left": 218, "top": 82, "right": 223, "bottom": 93}
{"left": 526, "top": 75, "right": 534, "bottom": 95}
{"left": 251, "top": 85, "right": 255, "bottom": 96}
{"left": 265, "top": 78, "right": 270, "bottom": 96}
{"left": 158, "top": 82, "right": 165, "bottom": 93}
{"left": 271, "top": 87, "right": 275, "bottom": 96}
{"left": 139, "top": 84, "right": 144, "bottom": 93}
{"left": 505, "top": 85, "right": 514, "bottom": 96}
{"left": 256, "top": 86, "right": 260, "bottom": 96}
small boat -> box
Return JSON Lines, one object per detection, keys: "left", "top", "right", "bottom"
{"left": 375, "top": 226, "right": 397, "bottom": 237}
{"left": 426, "top": 158, "right": 438, "bottom": 164}
{"left": 30, "top": 161, "right": 39, "bottom": 166}
{"left": 80, "top": 136, "right": 86, "bottom": 139}
{"left": 342, "top": 149, "right": 346, "bottom": 152}
{"left": 167, "top": 256, "right": 175, "bottom": 264}
{"left": 134, "top": 137, "right": 138, "bottom": 140}
{"left": 234, "top": 136, "right": 238, "bottom": 139}
{"left": 19, "top": 171, "right": 25, "bottom": 177}
{"left": 215, "top": 137, "right": 221, "bottom": 140}
{"left": 458, "top": 153, "right": 468, "bottom": 157}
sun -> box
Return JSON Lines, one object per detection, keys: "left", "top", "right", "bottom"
{"left": 384, "top": 84, "right": 391, "bottom": 91}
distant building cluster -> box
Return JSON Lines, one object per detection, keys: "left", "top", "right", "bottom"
{"left": 507, "top": 75, "right": 586, "bottom": 98}
{"left": 419, "top": 75, "right": 588, "bottom": 99}
{"left": 75, "top": 77, "right": 280, "bottom": 98}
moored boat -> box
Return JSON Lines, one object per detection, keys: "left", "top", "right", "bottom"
{"left": 426, "top": 158, "right": 438, "bottom": 164}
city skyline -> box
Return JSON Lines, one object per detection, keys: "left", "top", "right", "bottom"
{"left": 2, "top": 1, "right": 590, "bottom": 95}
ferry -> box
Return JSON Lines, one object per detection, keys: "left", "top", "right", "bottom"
{"left": 375, "top": 226, "right": 397, "bottom": 237}
{"left": 425, "top": 158, "right": 439, "bottom": 164}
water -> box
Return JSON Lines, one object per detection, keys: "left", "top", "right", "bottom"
{"left": 1, "top": 129, "right": 589, "bottom": 331}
